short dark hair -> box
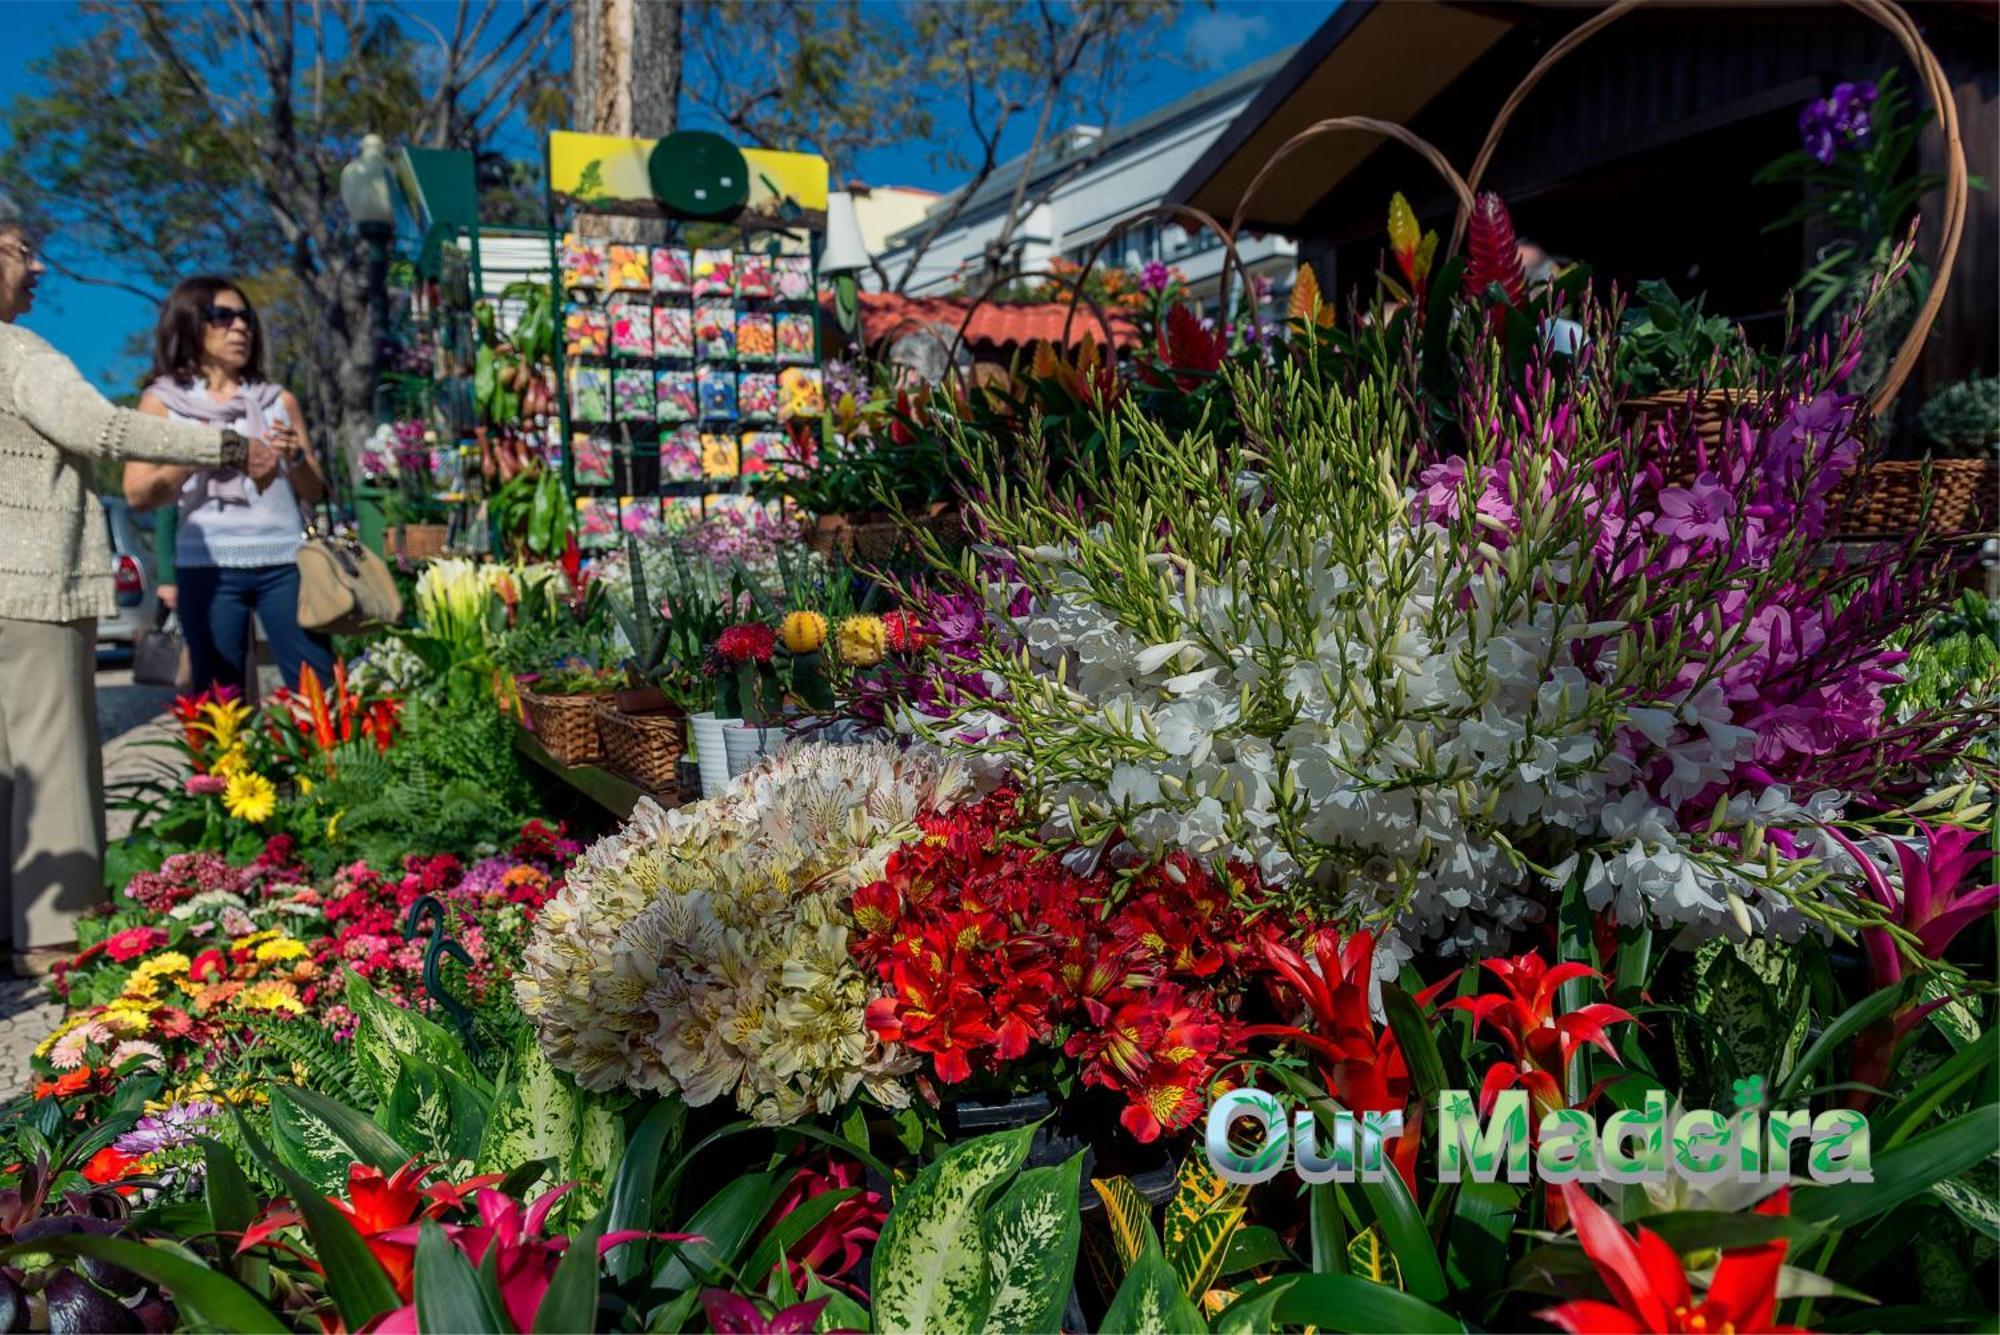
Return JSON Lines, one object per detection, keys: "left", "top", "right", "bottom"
{"left": 147, "top": 276, "right": 265, "bottom": 388}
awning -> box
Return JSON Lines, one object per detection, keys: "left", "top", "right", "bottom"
{"left": 845, "top": 292, "right": 1141, "bottom": 360}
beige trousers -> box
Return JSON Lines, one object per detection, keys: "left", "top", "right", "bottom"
{"left": 0, "top": 617, "right": 106, "bottom": 948}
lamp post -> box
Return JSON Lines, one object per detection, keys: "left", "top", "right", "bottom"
{"left": 819, "top": 190, "right": 870, "bottom": 344}
{"left": 341, "top": 134, "right": 397, "bottom": 424}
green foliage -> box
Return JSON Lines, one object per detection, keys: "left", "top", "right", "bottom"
{"left": 1917, "top": 375, "right": 2000, "bottom": 456}
{"left": 1616, "top": 279, "right": 1763, "bottom": 395}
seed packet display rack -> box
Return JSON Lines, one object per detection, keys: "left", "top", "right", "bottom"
{"left": 545, "top": 210, "right": 826, "bottom": 553}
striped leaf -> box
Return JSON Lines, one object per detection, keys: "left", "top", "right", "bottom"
{"left": 871, "top": 1126, "right": 1034, "bottom": 1335}
{"left": 983, "top": 1153, "right": 1083, "bottom": 1335}
{"left": 1165, "top": 1155, "right": 1247, "bottom": 1248}
{"left": 1346, "top": 1225, "right": 1403, "bottom": 1290}
{"left": 1091, "top": 1175, "right": 1154, "bottom": 1272}
{"left": 1102, "top": 1228, "right": 1206, "bottom": 1335}
{"left": 1170, "top": 1205, "right": 1246, "bottom": 1300}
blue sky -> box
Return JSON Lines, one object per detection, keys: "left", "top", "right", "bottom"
{"left": 0, "top": 1, "right": 1329, "bottom": 393}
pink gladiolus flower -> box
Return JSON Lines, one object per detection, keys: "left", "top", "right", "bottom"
{"left": 1651, "top": 474, "right": 1736, "bottom": 544}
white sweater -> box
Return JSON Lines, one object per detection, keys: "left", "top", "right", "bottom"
{"left": 0, "top": 323, "right": 225, "bottom": 622}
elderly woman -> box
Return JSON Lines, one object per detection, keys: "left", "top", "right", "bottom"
{"left": 0, "top": 200, "right": 270, "bottom": 975}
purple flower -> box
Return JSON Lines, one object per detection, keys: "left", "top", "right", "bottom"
{"left": 1798, "top": 81, "right": 1878, "bottom": 163}
{"left": 1799, "top": 100, "right": 1838, "bottom": 165}
{"left": 1139, "top": 260, "right": 1171, "bottom": 294}
{"left": 115, "top": 1099, "right": 223, "bottom": 1157}
{"left": 1651, "top": 473, "right": 1736, "bottom": 544}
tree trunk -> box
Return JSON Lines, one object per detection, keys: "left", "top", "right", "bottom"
{"left": 571, "top": 0, "right": 683, "bottom": 242}
{"left": 632, "top": 0, "right": 683, "bottom": 138}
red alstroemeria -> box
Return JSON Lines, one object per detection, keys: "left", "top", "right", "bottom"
{"left": 1445, "top": 954, "right": 1635, "bottom": 1119}
{"left": 1539, "top": 1184, "right": 1804, "bottom": 1334}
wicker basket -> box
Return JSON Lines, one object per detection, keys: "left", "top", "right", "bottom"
{"left": 1619, "top": 389, "right": 1764, "bottom": 456}
{"left": 593, "top": 700, "right": 687, "bottom": 795}
{"left": 805, "top": 509, "right": 965, "bottom": 563}
{"left": 519, "top": 687, "right": 607, "bottom": 767}
{"left": 1834, "top": 458, "right": 1998, "bottom": 537}
{"left": 390, "top": 523, "right": 449, "bottom": 562}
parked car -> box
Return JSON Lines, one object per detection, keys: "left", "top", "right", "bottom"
{"left": 98, "top": 496, "right": 159, "bottom": 650}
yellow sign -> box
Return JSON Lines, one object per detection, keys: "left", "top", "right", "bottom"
{"left": 549, "top": 131, "right": 829, "bottom": 231}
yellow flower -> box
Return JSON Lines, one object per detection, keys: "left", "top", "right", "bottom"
{"left": 836, "top": 615, "right": 886, "bottom": 667}
{"left": 233, "top": 930, "right": 280, "bottom": 949}
{"left": 100, "top": 1001, "right": 153, "bottom": 1037}
{"left": 780, "top": 611, "right": 828, "bottom": 654}
{"left": 210, "top": 746, "right": 249, "bottom": 779}
{"left": 327, "top": 810, "right": 344, "bottom": 842}
{"left": 254, "top": 937, "right": 309, "bottom": 964}
{"left": 119, "top": 973, "right": 162, "bottom": 1003}
{"left": 238, "top": 982, "right": 305, "bottom": 1015}
{"left": 297, "top": 774, "right": 314, "bottom": 796}
{"left": 197, "top": 697, "right": 252, "bottom": 750}
{"left": 223, "top": 771, "right": 277, "bottom": 824}
{"left": 134, "top": 951, "right": 191, "bottom": 981}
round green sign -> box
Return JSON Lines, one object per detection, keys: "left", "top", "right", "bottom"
{"left": 648, "top": 131, "right": 750, "bottom": 219}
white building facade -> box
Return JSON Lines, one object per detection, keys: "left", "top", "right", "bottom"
{"left": 873, "top": 50, "right": 1298, "bottom": 310}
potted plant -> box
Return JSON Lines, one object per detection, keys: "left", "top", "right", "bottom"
{"left": 593, "top": 534, "right": 690, "bottom": 794}
{"left": 1614, "top": 280, "right": 1768, "bottom": 457}
{"left": 515, "top": 662, "right": 622, "bottom": 768}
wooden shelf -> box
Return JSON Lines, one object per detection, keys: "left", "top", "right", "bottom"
{"left": 512, "top": 725, "right": 681, "bottom": 819}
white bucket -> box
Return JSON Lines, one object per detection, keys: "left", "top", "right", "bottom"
{"left": 721, "top": 720, "right": 781, "bottom": 778}
{"left": 688, "top": 712, "right": 732, "bottom": 798}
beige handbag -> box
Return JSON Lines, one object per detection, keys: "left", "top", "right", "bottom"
{"left": 296, "top": 459, "right": 402, "bottom": 635}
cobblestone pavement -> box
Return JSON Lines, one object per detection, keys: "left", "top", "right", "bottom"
{"left": 0, "top": 976, "right": 64, "bottom": 1095}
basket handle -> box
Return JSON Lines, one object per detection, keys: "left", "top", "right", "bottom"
{"left": 1456, "top": 0, "right": 1967, "bottom": 416}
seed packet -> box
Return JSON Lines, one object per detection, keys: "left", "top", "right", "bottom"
{"left": 692, "top": 247, "right": 735, "bottom": 298}
{"left": 736, "top": 251, "right": 775, "bottom": 299}
{"left": 775, "top": 311, "right": 815, "bottom": 363}
{"left": 701, "top": 433, "right": 740, "bottom": 479}
{"left": 614, "top": 369, "right": 654, "bottom": 420}
{"left": 664, "top": 494, "right": 704, "bottom": 530}
{"left": 575, "top": 496, "right": 617, "bottom": 550}
{"left": 608, "top": 293, "right": 653, "bottom": 359}
{"left": 773, "top": 255, "right": 813, "bottom": 302}
{"left": 568, "top": 366, "right": 611, "bottom": 423}
{"left": 660, "top": 425, "right": 704, "bottom": 484}
{"left": 570, "top": 433, "right": 614, "bottom": 486}
{"left": 564, "top": 306, "right": 609, "bottom": 360}
{"left": 737, "top": 372, "right": 779, "bottom": 423}
{"left": 652, "top": 246, "right": 692, "bottom": 296}
{"left": 561, "top": 234, "right": 607, "bottom": 293}
{"left": 619, "top": 497, "right": 665, "bottom": 541}
{"left": 777, "top": 366, "right": 824, "bottom": 421}
{"left": 708, "top": 492, "right": 766, "bottom": 520}
{"left": 697, "top": 366, "right": 737, "bottom": 421}
{"left": 653, "top": 303, "right": 693, "bottom": 359}
{"left": 656, "top": 370, "right": 697, "bottom": 424}
{"left": 693, "top": 303, "right": 736, "bottom": 360}
{"left": 736, "top": 311, "right": 776, "bottom": 363}
{"left": 739, "top": 431, "right": 785, "bottom": 477}
{"left": 607, "top": 244, "right": 651, "bottom": 293}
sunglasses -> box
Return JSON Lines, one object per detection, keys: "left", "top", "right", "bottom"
{"left": 203, "top": 305, "right": 253, "bottom": 329}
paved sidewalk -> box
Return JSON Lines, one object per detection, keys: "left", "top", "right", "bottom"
{"left": 0, "top": 977, "right": 63, "bottom": 1094}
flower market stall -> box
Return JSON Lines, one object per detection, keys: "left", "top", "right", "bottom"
{"left": 6, "top": 11, "right": 1998, "bottom": 1332}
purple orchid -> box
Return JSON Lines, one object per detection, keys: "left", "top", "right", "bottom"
{"left": 1139, "top": 260, "right": 1171, "bottom": 294}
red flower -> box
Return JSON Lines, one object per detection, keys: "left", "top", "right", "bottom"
{"left": 883, "top": 610, "right": 929, "bottom": 653}
{"left": 1462, "top": 192, "right": 1528, "bottom": 309}
{"left": 1539, "top": 1184, "right": 1803, "bottom": 1333}
{"left": 189, "top": 949, "right": 228, "bottom": 984}
{"left": 1156, "top": 304, "right": 1225, "bottom": 390}
{"left": 761, "top": 1155, "right": 885, "bottom": 1298}
{"left": 241, "top": 1160, "right": 504, "bottom": 1300}
{"left": 103, "top": 926, "right": 168, "bottom": 963}
{"left": 717, "top": 623, "right": 777, "bottom": 664}
{"left": 35, "top": 1067, "right": 93, "bottom": 1100}
{"left": 1445, "top": 953, "right": 1634, "bottom": 1119}
{"left": 82, "top": 1146, "right": 144, "bottom": 1190}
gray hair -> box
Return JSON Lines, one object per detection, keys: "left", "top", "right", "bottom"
{"left": 0, "top": 192, "right": 23, "bottom": 238}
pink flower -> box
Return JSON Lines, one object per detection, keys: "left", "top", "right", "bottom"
{"left": 184, "top": 774, "right": 227, "bottom": 796}
{"left": 104, "top": 927, "right": 168, "bottom": 963}
{"left": 1652, "top": 473, "right": 1737, "bottom": 544}
{"left": 699, "top": 1291, "right": 832, "bottom": 1335}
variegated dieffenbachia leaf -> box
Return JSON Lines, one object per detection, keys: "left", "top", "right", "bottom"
{"left": 984, "top": 1153, "right": 1083, "bottom": 1335}
{"left": 870, "top": 1126, "right": 1034, "bottom": 1335}
{"left": 343, "top": 967, "right": 473, "bottom": 1100}
{"left": 1091, "top": 1174, "right": 1154, "bottom": 1272}
{"left": 1101, "top": 1228, "right": 1207, "bottom": 1335}
{"left": 565, "top": 1093, "right": 625, "bottom": 1223}
{"left": 269, "top": 1086, "right": 364, "bottom": 1195}
{"left": 474, "top": 1031, "right": 578, "bottom": 1178}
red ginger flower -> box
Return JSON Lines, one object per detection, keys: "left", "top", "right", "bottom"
{"left": 1539, "top": 1183, "right": 1805, "bottom": 1334}
{"left": 1462, "top": 191, "right": 1528, "bottom": 308}
{"left": 717, "top": 622, "right": 777, "bottom": 664}
{"left": 1156, "top": 303, "right": 1226, "bottom": 390}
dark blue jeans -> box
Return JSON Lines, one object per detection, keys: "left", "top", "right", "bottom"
{"left": 177, "top": 563, "right": 335, "bottom": 694}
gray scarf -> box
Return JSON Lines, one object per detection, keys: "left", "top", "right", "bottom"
{"left": 145, "top": 377, "right": 284, "bottom": 506}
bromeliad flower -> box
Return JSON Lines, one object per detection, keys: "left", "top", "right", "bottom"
{"left": 699, "top": 1290, "right": 832, "bottom": 1335}
{"left": 1444, "top": 953, "right": 1635, "bottom": 1118}
{"left": 1538, "top": 1183, "right": 1804, "bottom": 1333}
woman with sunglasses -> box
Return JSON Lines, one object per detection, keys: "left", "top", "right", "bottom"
{"left": 124, "top": 277, "right": 334, "bottom": 694}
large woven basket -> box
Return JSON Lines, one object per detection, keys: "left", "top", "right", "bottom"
{"left": 1835, "top": 457, "right": 1998, "bottom": 536}
{"left": 1619, "top": 389, "right": 1764, "bottom": 458}
{"left": 805, "top": 509, "right": 965, "bottom": 563}
{"left": 593, "top": 700, "right": 687, "bottom": 795}
{"left": 519, "top": 686, "right": 606, "bottom": 767}
{"left": 391, "top": 523, "right": 449, "bottom": 562}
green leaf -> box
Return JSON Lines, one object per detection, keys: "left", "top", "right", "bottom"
{"left": 801, "top": 1273, "right": 872, "bottom": 1333}
{"left": 0, "top": 1234, "right": 285, "bottom": 1333}
{"left": 1929, "top": 1172, "right": 2000, "bottom": 1241}
{"left": 229, "top": 1105, "right": 401, "bottom": 1330}
{"left": 344, "top": 967, "right": 475, "bottom": 1097}
{"left": 274, "top": 1084, "right": 409, "bottom": 1174}
{"left": 1775, "top": 984, "right": 1907, "bottom": 1105}
{"left": 1210, "top": 1276, "right": 1297, "bottom": 1334}
{"left": 604, "top": 1097, "right": 685, "bottom": 1284}
{"left": 1101, "top": 1230, "right": 1207, "bottom": 1335}
{"left": 534, "top": 1211, "right": 604, "bottom": 1333}
{"left": 1445, "top": 1181, "right": 1518, "bottom": 1295}
{"left": 199, "top": 1136, "right": 257, "bottom": 1241}
{"left": 1220, "top": 1224, "right": 1290, "bottom": 1275}
{"left": 415, "top": 1217, "right": 503, "bottom": 1334}
{"left": 1877, "top": 1036, "right": 2000, "bottom": 1147}
{"left": 1382, "top": 984, "right": 1447, "bottom": 1105}
{"left": 1271, "top": 1272, "right": 1464, "bottom": 1333}
{"left": 983, "top": 1154, "right": 1083, "bottom": 1335}
{"left": 269, "top": 1085, "right": 387, "bottom": 1196}
{"left": 1360, "top": 1169, "right": 1447, "bottom": 1302}
{"left": 475, "top": 1033, "right": 580, "bottom": 1180}
{"left": 1793, "top": 1107, "right": 2000, "bottom": 1227}
{"left": 870, "top": 1125, "right": 1034, "bottom": 1335}
{"left": 1346, "top": 1225, "right": 1402, "bottom": 1288}
{"left": 655, "top": 1171, "right": 787, "bottom": 1291}
{"left": 1309, "top": 1182, "right": 1346, "bottom": 1274}
{"left": 567, "top": 1095, "right": 625, "bottom": 1223}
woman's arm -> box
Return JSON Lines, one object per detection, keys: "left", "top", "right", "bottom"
{"left": 276, "top": 389, "right": 325, "bottom": 504}
{"left": 13, "top": 336, "right": 243, "bottom": 470}
{"left": 123, "top": 392, "right": 201, "bottom": 510}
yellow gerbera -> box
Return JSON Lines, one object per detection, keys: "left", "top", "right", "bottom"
{"left": 133, "top": 951, "right": 191, "bottom": 982}
{"left": 119, "top": 973, "right": 162, "bottom": 1003}
{"left": 237, "top": 982, "right": 305, "bottom": 1015}
{"left": 253, "top": 937, "right": 309, "bottom": 964}
{"left": 223, "top": 771, "right": 277, "bottom": 824}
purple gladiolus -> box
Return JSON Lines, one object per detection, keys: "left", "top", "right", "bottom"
{"left": 1652, "top": 474, "right": 1737, "bottom": 544}
{"left": 1139, "top": 260, "right": 1171, "bottom": 294}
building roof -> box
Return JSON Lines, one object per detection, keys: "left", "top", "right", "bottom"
{"left": 884, "top": 46, "right": 1300, "bottom": 251}
{"left": 846, "top": 292, "right": 1140, "bottom": 357}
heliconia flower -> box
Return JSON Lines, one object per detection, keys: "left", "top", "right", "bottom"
{"left": 1462, "top": 192, "right": 1528, "bottom": 309}
{"left": 1538, "top": 1183, "right": 1804, "bottom": 1333}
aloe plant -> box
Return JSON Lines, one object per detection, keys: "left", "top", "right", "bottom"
{"left": 608, "top": 532, "right": 675, "bottom": 691}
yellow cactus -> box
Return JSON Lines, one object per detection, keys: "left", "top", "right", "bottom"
{"left": 836, "top": 615, "right": 887, "bottom": 667}
{"left": 781, "top": 610, "right": 829, "bottom": 654}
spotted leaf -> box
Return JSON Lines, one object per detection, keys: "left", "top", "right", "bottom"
{"left": 984, "top": 1153, "right": 1083, "bottom": 1334}
{"left": 871, "top": 1126, "right": 1034, "bottom": 1335}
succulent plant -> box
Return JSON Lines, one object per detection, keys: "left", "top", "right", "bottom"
{"left": 1917, "top": 374, "right": 2000, "bottom": 456}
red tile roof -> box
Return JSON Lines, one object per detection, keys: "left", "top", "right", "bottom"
{"left": 847, "top": 292, "right": 1140, "bottom": 357}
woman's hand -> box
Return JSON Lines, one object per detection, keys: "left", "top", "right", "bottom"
{"left": 245, "top": 436, "right": 282, "bottom": 490}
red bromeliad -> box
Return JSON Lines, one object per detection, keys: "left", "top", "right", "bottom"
{"left": 1539, "top": 1184, "right": 1804, "bottom": 1334}
{"left": 241, "top": 1160, "right": 506, "bottom": 1296}
{"left": 1445, "top": 954, "right": 1636, "bottom": 1120}
{"left": 759, "top": 1155, "right": 885, "bottom": 1300}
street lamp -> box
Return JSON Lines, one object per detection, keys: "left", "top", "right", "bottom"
{"left": 820, "top": 190, "right": 870, "bottom": 343}
{"left": 341, "top": 134, "right": 396, "bottom": 423}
